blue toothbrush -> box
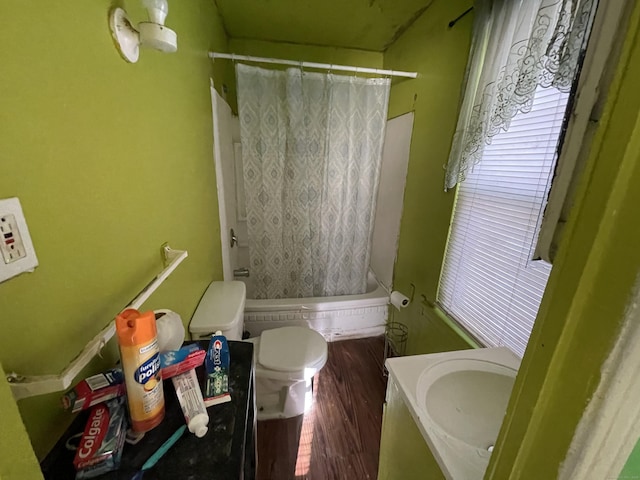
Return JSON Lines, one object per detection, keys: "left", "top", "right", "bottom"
{"left": 131, "top": 425, "right": 187, "bottom": 479}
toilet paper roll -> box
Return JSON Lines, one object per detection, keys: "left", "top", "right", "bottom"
{"left": 390, "top": 291, "right": 410, "bottom": 311}
{"left": 154, "top": 309, "right": 185, "bottom": 352}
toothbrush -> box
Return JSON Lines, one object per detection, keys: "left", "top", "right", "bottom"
{"left": 131, "top": 425, "right": 187, "bottom": 479}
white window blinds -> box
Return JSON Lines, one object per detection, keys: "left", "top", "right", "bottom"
{"left": 438, "top": 86, "right": 570, "bottom": 358}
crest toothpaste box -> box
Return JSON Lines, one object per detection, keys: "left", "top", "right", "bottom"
{"left": 160, "top": 343, "right": 206, "bottom": 380}
{"left": 204, "top": 332, "right": 231, "bottom": 407}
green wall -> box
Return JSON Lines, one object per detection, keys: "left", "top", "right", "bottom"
{"left": 229, "top": 38, "right": 384, "bottom": 67}
{"left": 378, "top": 377, "right": 445, "bottom": 479}
{"left": 382, "top": 0, "right": 474, "bottom": 355}
{"left": 621, "top": 436, "right": 640, "bottom": 479}
{"left": 0, "top": 363, "right": 41, "bottom": 479}
{"left": 0, "top": 0, "right": 229, "bottom": 467}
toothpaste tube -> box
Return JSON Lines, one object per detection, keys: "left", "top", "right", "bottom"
{"left": 160, "top": 344, "right": 206, "bottom": 380}
{"left": 203, "top": 331, "right": 231, "bottom": 407}
{"left": 73, "top": 397, "right": 127, "bottom": 479}
{"left": 172, "top": 369, "right": 209, "bottom": 438}
{"left": 62, "top": 369, "right": 125, "bottom": 413}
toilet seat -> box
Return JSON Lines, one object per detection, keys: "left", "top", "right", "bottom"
{"left": 258, "top": 326, "right": 328, "bottom": 373}
{"left": 247, "top": 327, "right": 329, "bottom": 419}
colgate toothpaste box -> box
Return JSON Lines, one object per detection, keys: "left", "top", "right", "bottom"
{"left": 62, "top": 368, "right": 125, "bottom": 413}
{"left": 73, "top": 397, "right": 127, "bottom": 479}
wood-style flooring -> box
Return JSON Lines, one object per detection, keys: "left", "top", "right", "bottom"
{"left": 256, "top": 335, "right": 387, "bottom": 480}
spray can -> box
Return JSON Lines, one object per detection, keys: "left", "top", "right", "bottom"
{"left": 115, "top": 308, "right": 165, "bottom": 432}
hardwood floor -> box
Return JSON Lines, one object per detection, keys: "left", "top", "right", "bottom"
{"left": 256, "top": 336, "right": 387, "bottom": 480}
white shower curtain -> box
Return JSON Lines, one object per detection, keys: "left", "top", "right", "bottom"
{"left": 236, "top": 64, "right": 390, "bottom": 299}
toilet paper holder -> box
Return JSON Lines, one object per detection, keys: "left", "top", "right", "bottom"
{"left": 390, "top": 291, "right": 411, "bottom": 310}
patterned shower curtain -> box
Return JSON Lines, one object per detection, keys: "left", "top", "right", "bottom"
{"left": 236, "top": 64, "right": 390, "bottom": 299}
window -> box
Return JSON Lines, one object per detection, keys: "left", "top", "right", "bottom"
{"left": 438, "top": 85, "right": 570, "bottom": 357}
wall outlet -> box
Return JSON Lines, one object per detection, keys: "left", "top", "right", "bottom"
{"left": 1, "top": 214, "right": 27, "bottom": 263}
{"left": 0, "top": 198, "right": 38, "bottom": 283}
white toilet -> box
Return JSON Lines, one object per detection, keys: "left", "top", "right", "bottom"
{"left": 189, "top": 281, "right": 328, "bottom": 420}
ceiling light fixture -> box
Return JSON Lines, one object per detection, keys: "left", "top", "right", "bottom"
{"left": 109, "top": 0, "right": 177, "bottom": 63}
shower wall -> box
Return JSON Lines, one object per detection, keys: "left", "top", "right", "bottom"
{"left": 210, "top": 86, "right": 250, "bottom": 288}
{"left": 370, "top": 112, "right": 414, "bottom": 291}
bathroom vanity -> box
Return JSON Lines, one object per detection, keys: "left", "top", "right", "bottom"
{"left": 41, "top": 341, "right": 256, "bottom": 480}
{"left": 377, "top": 348, "right": 520, "bottom": 480}
{"left": 378, "top": 373, "right": 446, "bottom": 480}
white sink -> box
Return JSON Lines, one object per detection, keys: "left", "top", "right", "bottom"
{"left": 385, "top": 348, "right": 521, "bottom": 480}
{"left": 417, "top": 359, "right": 516, "bottom": 453}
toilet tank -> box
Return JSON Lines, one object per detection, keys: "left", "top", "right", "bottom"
{"left": 189, "top": 281, "right": 246, "bottom": 340}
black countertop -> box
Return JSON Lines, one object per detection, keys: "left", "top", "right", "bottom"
{"left": 41, "top": 341, "right": 255, "bottom": 480}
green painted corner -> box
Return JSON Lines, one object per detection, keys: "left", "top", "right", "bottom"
{"left": 383, "top": 0, "right": 473, "bottom": 355}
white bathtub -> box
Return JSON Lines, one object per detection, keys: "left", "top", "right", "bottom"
{"left": 242, "top": 272, "right": 389, "bottom": 341}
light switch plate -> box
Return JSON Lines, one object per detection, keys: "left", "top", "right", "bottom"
{"left": 0, "top": 197, "right": 38, "bottom": 283}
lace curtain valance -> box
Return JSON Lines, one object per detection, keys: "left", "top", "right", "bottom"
{"left": 444, "top": 0, "right": 598, "bottom": 191}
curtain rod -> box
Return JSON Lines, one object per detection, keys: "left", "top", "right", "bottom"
{"left": 208, "top": 52, "right": 418, "bottom": 79}
{"left": 449, "top": 6, "right": 473, "bottom": 28}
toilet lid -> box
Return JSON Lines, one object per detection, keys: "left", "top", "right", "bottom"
{"left": 259, "top": 327, "right": 328, "bottom": 372}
